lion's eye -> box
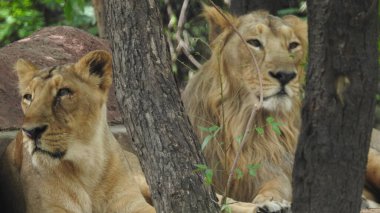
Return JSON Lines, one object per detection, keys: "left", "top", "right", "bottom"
{"left": 247, "top": 39, "right": 262, "bottom": 48}
{"left": 289, "top": 42, "right": 300, "bottom": 50}
{"left": 23, "top": 94, "right": 32, "bottom": 102}
{"left": 57, "top": 88, "right": 72, "bottom": 97}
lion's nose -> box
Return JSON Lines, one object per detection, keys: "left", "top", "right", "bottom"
{"left": 269, "top": 71, "right": 296, "bottom": 85}
{"left": 22, "top": 125, "right": 48, "bottom": 140}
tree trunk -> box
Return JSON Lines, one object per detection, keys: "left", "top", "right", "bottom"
{"left": 92, "top": 0, "right": 106, "bottom": 38}
{"left": 292, "top": 0, "right": 378, "bottom": 213}
{"left": 230, "top": 0, "right": 298, "bottom": 15}
{"left": 104, "top": 1, "right": 219, "bottom": 212}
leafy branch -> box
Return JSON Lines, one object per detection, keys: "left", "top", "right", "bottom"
{"left": 208, "top": 0, "right": 265, "bottom": 208}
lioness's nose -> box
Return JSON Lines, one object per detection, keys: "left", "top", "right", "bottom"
{"left": 22, "top": 125, "right": 48, "bottom": 140}
{"left": 269, "top": 71, "right": 296, "bottom": 85}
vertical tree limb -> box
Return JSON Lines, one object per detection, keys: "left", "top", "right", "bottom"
{"left": 104, "top": 0, "right": 219, "bottom": 212}
{"left": 292, "top": 0, "right": 378, "bottom": 212}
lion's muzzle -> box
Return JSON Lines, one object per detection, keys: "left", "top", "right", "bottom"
{"left": 269, "top": 71, "right": 296, "bottom": 86}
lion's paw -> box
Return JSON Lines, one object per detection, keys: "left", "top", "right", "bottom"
{"left": 255, "top": 200, "right": 291, "bottom": 213}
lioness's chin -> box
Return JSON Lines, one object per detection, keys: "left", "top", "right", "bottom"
{"left": 31, "top": 151, "right": 63, "bottom": 168}
{"left": 262, "top": 96, "right": 292, "bottom": 112}
{"left": 32, "top": 147, "right": 66, "bottom": 159}
{"left": 24, "top": 140, "right": 66, "bottom": 167}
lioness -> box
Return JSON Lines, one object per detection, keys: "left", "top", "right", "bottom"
{"left": 1, "top": 50, "right": 155, "bottom": 213}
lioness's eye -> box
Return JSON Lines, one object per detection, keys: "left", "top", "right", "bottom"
{"left": 289, "top": 42, "right": 300, "bottom": 50}
{"left": 57, "top": 88, "right": 72, "bottom": 97}
{"left": 247, "top": 39, "right": 262, "bottom": 48}
{"left": 23, "top": 94, "right": 32, "bottom": 101}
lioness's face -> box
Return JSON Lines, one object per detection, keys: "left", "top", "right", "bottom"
{"left": 222, "top": 13, "right": 307, "bottom": 111}
{"left": 15, "top": 51, "right": 112, "bottom": 165}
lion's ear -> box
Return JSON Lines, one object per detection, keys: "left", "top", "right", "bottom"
{"left": 75, "top": 50, "right": 112, "bottom": 92}
{"left": 283, "top": 15, "right": 308, "bottom": 52}
{"left": 203, "top": 5, "right": 236, "bottom": 42}
{"left": 15, "top": 59, "right": 39, "bottom": 90}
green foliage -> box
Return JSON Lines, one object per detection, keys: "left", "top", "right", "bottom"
{"left": 266, "top": 116, "right": 283, "bottom": 135}
{"left": 235, "top": 134, "right": 243, "bottom": 144}
{"left": 198, "top": 125, "right": 221, "bottom": 150}
{"left": 255, "top": 127, "right": 264, "bottom": 136}
{"left": 221, "top": 203, "right": 232, "bottom": 213}
{"left": 277, "top": 8, "right": 300, "bottom": 16}
{"left": 247, "top": 164, "right": 261, "bottom": 177}
{"left": 0, "top": 0, "right": 44, "bottom": 45}
{"left": 234, "top": 168, "right": 243, "bottom": 179}
{"left": 0, "top": 0, "right": 96, "bottom": 47}
{"left": 194, "top": 164, "right": 214, "bottom": 185}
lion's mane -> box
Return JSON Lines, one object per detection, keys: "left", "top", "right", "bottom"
{"left": 182, "top": 7, "right": 307, "bottom": 202}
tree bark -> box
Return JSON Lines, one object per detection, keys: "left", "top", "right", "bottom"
{"left": 92, "top": 0, "right": 106, "bottom": 38}
{"left": 104, "top": 1, "right": 219, "bottom": 212}
{"left": 292, "top": 0, "right": 378, "bottom": 213}
{"left": 230, "top": 0, "right": 298, "bottom": 15}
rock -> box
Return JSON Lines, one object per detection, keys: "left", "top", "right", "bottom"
{"left": 0, "top": 26, "right": 122, "bottom": 130}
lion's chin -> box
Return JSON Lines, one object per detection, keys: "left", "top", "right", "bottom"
{"left": 262, "top": 96, "right": 292, "bottom": 112}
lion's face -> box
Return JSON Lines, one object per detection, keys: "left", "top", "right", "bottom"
{"left": 15, "top": 51, "right": 112, "bottom": 166}
{"left": 209, "top": 11, "right": 307, "bottom": 112}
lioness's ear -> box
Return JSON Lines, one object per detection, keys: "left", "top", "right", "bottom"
{"left": 283, "top": 15, "right": 308, "bottom": 52}
{"left": 203, "top": 5, "right": 236, "bottom": 42}
{"left": 75, "top": 50, "right": 112, "bottom": 92}
{"left": 15, "top": 59, "right": 39, "bottom": 90}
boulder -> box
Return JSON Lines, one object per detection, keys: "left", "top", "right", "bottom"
{"left": 0, "top": 26, "right": 122, "bottom": 130}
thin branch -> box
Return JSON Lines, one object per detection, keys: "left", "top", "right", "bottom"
{"left": 175, "top": 0, "right": 202, "bottom": 69}
{"left": 208, "top": 0, "right": 264, "bottom": 207}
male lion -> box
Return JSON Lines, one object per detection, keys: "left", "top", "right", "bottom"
{"left": 0, "top": 50, "right": 155, "bottom": 213}
{"left": 182, "top": 6, "right": 305, "bottom": 212}
{"left": 182, "top": 6, "right": 380, "bottom": 213}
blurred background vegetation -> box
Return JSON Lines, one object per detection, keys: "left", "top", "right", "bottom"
{"left": 0, "top": 0, "right": 96, "bottom": 46}
{"left": 0, "top": 0, "right": 305, "bottom": 77}
{"left": 1, "top": 0, "right": 380, "bottom": 126}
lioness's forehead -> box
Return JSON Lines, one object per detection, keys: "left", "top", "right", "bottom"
{"left": 37, "top": 64, "right": 75, "bottom": 78}
{"left": 25, "top": 64, "right": 77, "bottom": 91}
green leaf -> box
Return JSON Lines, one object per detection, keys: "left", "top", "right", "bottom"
{"left": 209, "top": 125, "right": 221, "bottom": 132}
{"left": 272, "top": 125, "right": 282, "bottom": 135}
{"left": 197, "top": 126, "right": 208, "bottom": 132}
{"left": 194, "top": 164, "right": 207, "bottom": 172}
{"left": 266, "top": 117, "right": 283, "bottom": 135}
{"left": 221, "top": 204, "right": 232, "bottom": 213}
{"left": 266, "top": 116, "right": 275, "bottom": 124}
{"left": 169, "top": 14, "right": 177, "bottom": 26}
{"left": 235, "top": 135, "right": 243, "bottom": 144}
{"left": 201, "top": 134, "right": 214, "bottom": 150}
{"left": 198, "top": 125, "right": 220, "bottom": 133}
{"left": 277, "top": 8, "right": 299, "bottom": 16}
{"left": 204, "top": 169, "right": 213, "bottom": 185}
{"left": 247, "top": 164, "right": 261, "bottom": 177}
{"left": 255, "top": 127, "right": 264, "bottom": 135}
{"left": 235, "top": 168, "right": 243, "bottom": 179}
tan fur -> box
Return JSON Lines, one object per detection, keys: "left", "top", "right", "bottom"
{"left": 364, "top": 129, "right": 380, "bottom": 204}
{"left": 183, "top": 6, "right": 380, "bottom": 211}
{"left": 182, "top": 7, "right": 307, "bottom": 204}
{"left": 4, "top": 51, "right": 155, "bottom": 213}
